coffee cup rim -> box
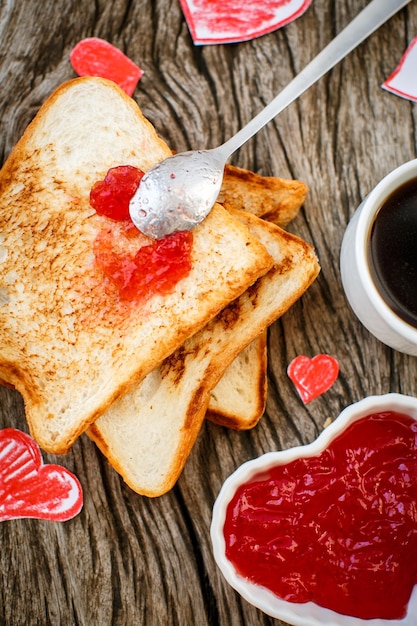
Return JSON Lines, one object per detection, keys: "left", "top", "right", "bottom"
{"left": 354, "top": 158, "right": 417, "bottom": 341}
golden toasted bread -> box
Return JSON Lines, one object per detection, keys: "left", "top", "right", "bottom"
{"left": 0, "top": 77, "right": 273, "bottom": 454}
{"left": 206, "top": 330, "right": 268, "bottom": 430}
{"left": 218, "top": 164, "right": 308, "bottom": 226}
{"left": 207, "top": 165, "right": 309, "bottom": 431}
{"left": 88, "top": 211, "right": 319, "bottom": 496}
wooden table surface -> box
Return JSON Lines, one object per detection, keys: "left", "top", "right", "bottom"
{"left": 1, "top": 1, "right": 416, "bottom": 625}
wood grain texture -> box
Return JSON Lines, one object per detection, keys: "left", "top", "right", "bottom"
{"left": 0, "top": 1, "right": 416, "bottom": 624}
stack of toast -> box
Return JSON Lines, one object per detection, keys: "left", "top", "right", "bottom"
{"left": 0, "top": 77, "right": 319, "bottom": 496}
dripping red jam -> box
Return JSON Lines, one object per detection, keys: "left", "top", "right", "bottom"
{"left": 90, "top": 165, "right": 193, "bottom": 304}
{"left": 223, "top": 411, "right": 417, "bottom": 620}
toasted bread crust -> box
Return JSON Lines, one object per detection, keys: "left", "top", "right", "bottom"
{"left": 208, "top": 164, "right": 310, "bottom": 433}
{"left": 89, "top": 211, "right": 319, "bottom": 495}
{"left": 218, "top": 164, "right": 308, "bottom": 226}
{"left": 0, "top": 78, "right": 273, "bottom": 453}
{"left": 206, "top": 331, "right": 268, "bottom": 429}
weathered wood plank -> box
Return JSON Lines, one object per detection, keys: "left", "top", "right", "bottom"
{"left": 0, "top": 1, "right": 416, "bottom": 624}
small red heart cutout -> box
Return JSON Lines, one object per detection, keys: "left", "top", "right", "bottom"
{"left": 179, "top": 0, "right": 313, "bottom": 45}
{"left": 0, "top": 428, "right": 83, "bottom": 522}
{"left": 70, "top": 38, "right": 143, "bottom": 96}
{"left": 287, "top": 354, "right": 339, "bottom": 403}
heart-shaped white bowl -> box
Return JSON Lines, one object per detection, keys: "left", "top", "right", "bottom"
{"left": 211, "top": 393, "right": 417, "bottom": 626}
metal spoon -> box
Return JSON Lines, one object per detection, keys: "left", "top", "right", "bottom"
{"left": 130, "top": 0, "right": 411, "bottom": 239}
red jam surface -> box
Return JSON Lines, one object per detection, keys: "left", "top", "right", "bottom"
{"left": 90, "top": 166, "right": 193, "bottom": 304}
{"left": 94, "top": 227, "right": 193, "bottom": 303}
{"left": 224, "top": 411, "right": 417, "bottom": 620}
{"left": 90, "top": 165, "right": 145, "bottom": 221}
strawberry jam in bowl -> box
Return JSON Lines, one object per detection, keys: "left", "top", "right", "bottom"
{"left": 211, "top": 394, "right": 417, "bottom": 626}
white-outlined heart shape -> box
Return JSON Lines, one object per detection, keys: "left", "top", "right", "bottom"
{"left": 179, "top": 0, "right": 313, "bottom": 45}
{"left": 382, "top": 36, "right": 417, "bottom": 102}
{"left": 0, "top": 428, "right": 83, "bottom": 522}
{"left": 211, "top": 394, "right": 417, "bottom": 626}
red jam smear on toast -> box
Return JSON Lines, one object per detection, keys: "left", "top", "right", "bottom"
{"left": 90, "top": 166, "right": 193, "bottom": 304}
{"left": 90, "top": 165, "right": 144, "bottom": 221}
{"left": 224, "top": 411, "right": 417, "bottom": 620}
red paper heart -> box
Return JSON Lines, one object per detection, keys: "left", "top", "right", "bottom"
{"left": 70, "top": 38, "right": 143, "bottom": 96}
{"left": 179, "top": 0, "right": 313, "bottom": 45}
{"left": 287, "top": 354, "right": 339, "bottom": 403}
{"left": 0, "top": 428, "right": 83, "bottom": 522}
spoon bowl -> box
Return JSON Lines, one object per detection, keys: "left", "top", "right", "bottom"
{"left": 129, "top": 149, "right": 225, "bottom": 239}
{"left": 130, "top": 0, "right": 411, "bottom": 239}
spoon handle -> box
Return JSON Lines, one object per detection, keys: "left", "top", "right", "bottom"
{"left": 219, "top": 0, "right": 411, "bottom": 159}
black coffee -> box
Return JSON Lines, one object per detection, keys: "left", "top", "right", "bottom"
{"left": 368, "top": 177, "right": 417, "bottom": 328}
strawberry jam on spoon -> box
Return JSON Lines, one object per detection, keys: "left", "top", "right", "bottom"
{"left": 90, "top": 165, "right": 193, "bottom": 304}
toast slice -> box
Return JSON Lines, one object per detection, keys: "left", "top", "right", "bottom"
{"left": 218, "top": 164, "right": 308, "bottom": 226}
{"left": 207, "top": 166, "right": 308, "bottom": 430}
{"left": 206, "top": 330, "right": 268, "bottom": 430}
{"left": 0, "top": 77, "right": 274, "bottom": 454}
{"left": 88, "top": 211, "right": 319, "bottom": 496}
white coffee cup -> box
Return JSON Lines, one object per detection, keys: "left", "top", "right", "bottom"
{"left": 340, "top": 158, "right": 417, "bottom": 356}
